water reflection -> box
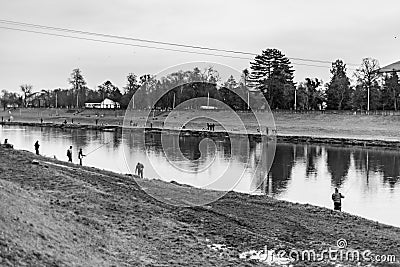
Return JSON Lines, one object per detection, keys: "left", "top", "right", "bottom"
{"left": 1, "top": 125, "right": 400, "bottom": 227}
{"left": 354, "top": 149, "right": 400, "bottom": 190}
{"left": 326, "top": 147, "right": 352, "bottom": 188}
{"left": 266, "top": 144, "right": 295, "bottom": 196}
{"left": 305, "top": 146, "right": 321, "bottom": 178}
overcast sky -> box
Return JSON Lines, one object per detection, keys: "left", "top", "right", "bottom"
{"left": 0, "top": 0, "right": 399, "bottom": 92}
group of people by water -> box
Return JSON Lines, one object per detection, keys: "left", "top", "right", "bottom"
{"left": 34, "top": 141, "right": 86, "bottom": 166}
{"left": 65, "top": 145, "right": 85, "bottom": 165}
{"left": 206, "top": 123, "right": 216, "bottom": 131}
{"left": 31, "top": 140, "right": 145, "bottom": 178}
{"left": 3, "top": 135, "right": 347, "bottom": 212}
{"left": 32, "top": 139, "right": 346, "bottom": 211}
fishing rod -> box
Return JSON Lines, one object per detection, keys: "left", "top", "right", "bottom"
{"left": 84, "top": 140, "right": 113, "bottom": 157}
{"left": 83, "top": 142, "right": 129, "bottom": 175}
{"left": 343, "top": 177, "right": 358, "bottom": 195}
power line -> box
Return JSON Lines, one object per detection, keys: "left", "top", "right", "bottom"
{"left": 0, "top": 26, "right": 250, "bottom": 60}
{"left": 0, "top": 19, "right": 359, "bottom": 67}
{"left": 0, "top": 25, "right": 341, "bottom": 69}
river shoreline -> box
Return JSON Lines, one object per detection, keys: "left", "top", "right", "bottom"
{"left": 2, "top": 120, "right": 400, "bottom": 149}
{"left": 0, "top": 145, "right": 399, "bottom": 266}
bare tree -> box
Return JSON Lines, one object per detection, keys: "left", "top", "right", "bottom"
{"left": 20, "top": 84, "right": 33, "bottom": 107}
{"left": 354, "top": 58, "right": 380, "bottom": 112}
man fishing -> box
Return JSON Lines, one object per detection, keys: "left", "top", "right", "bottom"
{"left": 78, "top": 148, "right": 86, "bottom": 166}
{"left": 135, "top": 162, "right": 144, "bottom": 178}
{"left": 332, "top": 188, "right": 345, "bottom": 211}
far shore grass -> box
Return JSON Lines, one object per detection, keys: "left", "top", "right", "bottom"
{"left": 2, "top": 108, "right": 400, "bottom": 142}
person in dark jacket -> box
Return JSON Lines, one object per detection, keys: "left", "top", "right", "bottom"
{"left": 67, "top": 146, "right": 73, "bottom": 162}
{"left": 78, "top": 148, "right": 85, "bottom": 166}
{"left": 135, "top": 162, "right": 144, "bottom": 178}
{"left": 34, "top": 141, "right": 40, "bottom": 155}
{"left": 332, "top": 188, "right": 345, "bottom": 211}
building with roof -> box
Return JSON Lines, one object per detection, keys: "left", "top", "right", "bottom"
{"left": 85, "top": 98, "right": 120, "bottom": 109}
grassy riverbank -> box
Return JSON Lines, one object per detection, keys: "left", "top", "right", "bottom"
{"left": 3, "top": 108, "right": 400, "bottom": 141}
{"left": 0, "top": 145, "right": 399, "bottom": 266}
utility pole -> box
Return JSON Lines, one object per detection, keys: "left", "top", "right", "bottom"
{"left": 367, "top": 85, "right": 370, "bottom": 113}
{"left": 294, "top": 87, "right": 297, "bottom": 111}
{"left": 55, "top": 90, "right": 58, "bottom": 108}
{"left": 173, "top": 93, "right": 176, "bottom": 109}
{"left": 244, "top": 69, "right": 250, "bottom": 110}
{"left": 76, "top": 80, "right": 79, "bottom": 109}
{"left": 247, "top": 91, "right": 250, "bottom": 110}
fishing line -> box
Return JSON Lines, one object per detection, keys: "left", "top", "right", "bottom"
{"left": 344, "top": 178, "right": 358, "bottom": 195}
{"left": 84, "top": 140, "right": 113, "bottom": 156}
{"left": 84, "top": 141, "right": 127, "bottom": 174}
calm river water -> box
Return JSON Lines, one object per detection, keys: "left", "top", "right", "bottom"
{"left": 1, "top": 125, "right": 400, "bottom": 227}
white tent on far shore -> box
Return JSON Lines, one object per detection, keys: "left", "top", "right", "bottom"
{"left": 377, "top": 61, "right": 400, "bottom": 74}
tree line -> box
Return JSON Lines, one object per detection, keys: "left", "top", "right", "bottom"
{"left": 247, "top": 49, "right": 399, "bottom": 111}
{"left": 1, "top": 49, "right": 399, "bottom": 111}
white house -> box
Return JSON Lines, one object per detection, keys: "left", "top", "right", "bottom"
{"left": 85, "top": 98, "right": 120, "bottom": 109}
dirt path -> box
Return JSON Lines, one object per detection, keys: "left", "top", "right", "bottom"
{"left": 0, "top": 146, "right": 400, "bottom": 266}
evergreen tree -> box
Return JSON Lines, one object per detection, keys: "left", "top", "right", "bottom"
{"left": 224, "top": 75, "right": 238, "bottom": 89}
{"left": 326, "top": 60, "right": 352, "bottom": 110}
{"left": 248, "top": 48, "right": 295, "bottom": 109}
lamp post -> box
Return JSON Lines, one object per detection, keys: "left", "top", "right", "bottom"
{"left": 55, "top": 90, "right": 58, "bottom": 108}
{"left": 243, "top": 69, "right": 250, "bottom": 110}
{"left": 367, "top": 85, "right": 370, "bottom": 113}
{"left": 247, "top": 91, "right": 250, "bottom": 110}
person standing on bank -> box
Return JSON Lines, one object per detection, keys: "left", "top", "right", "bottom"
{"left": 332, "top": 188, "right": 345, "bottom": 211}
{"left": 135, "top": 162, "right": 144, "bottom": 178}
{"left": 34, "top": 141, "right": 40, "bottom": 155}
{"left": 78, "top": 148, "right": 85, "bottom": 166}
{"left": 67, "top": 146, "right": 73, "bottom": 163}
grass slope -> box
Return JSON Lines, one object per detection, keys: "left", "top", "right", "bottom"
{"left": 0, "top": 146, "right": 399, "bottom": 266}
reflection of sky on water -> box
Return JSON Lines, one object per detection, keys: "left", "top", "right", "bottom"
{"left": 1, "top": 125, "right": 400, "bottom": 227}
